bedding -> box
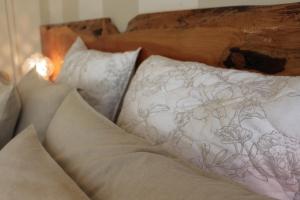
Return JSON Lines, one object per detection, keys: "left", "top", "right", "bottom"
{"left": 0, "top": 126, "right": 90, "bottom": 200}
{"left": 0, "top": 82, "right": 20, "bottom": 149}
{"left": 117, "top": 55, "right": 300, "bottom": 200}
{"left": 16, "top": 70, "right": 71, "bottom": 141}
{"left": 56, "top": 37, "right": 140, "bottom": 121}
{"left": 44, "top": 89, "right": 269, "bottom": 200}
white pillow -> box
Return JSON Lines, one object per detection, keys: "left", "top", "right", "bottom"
{"left": 56, "top": 37, "right": 141, "bottom": 121}
{"left": 0, "top": 83, "right": 20, "bottom": 149}
{"left": 118, "top": 55, "right": 300, "bottom": 200}
{"left": 16, "top": 70, "right": 71, "bottom": 141}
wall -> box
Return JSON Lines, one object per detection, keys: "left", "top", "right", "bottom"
{"left": 139, "top": 0, "right": 199, "bottom": 14}
{"left": 40, "top": 0, "right": 104, "bottom": 24}
{"left": 103, "top": 0, "right": 138, "bottom": 32}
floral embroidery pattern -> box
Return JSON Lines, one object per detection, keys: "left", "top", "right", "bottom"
{"left": 57, "top": 38, "right": 140, "bottom": 121}
{"left": 118, "top": 55, "right": 300, "bottom": 200}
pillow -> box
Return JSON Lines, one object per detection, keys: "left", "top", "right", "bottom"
{"left": 0, "top": 82, "right": 20, "bottom": 149}
{"left": 0, "top": 126, "right": 90, "bottom": 200}
{"left": 16, "top": 70, "right": 71, "bottom": 141}
{"left": 56, "top": 37, "right": 141, "bottom": 121}
{"left": 117, "top": 55, "right": 300, "bottom": 200}
{"left": 44, "top": 90, "right": 269, "bottom": 200}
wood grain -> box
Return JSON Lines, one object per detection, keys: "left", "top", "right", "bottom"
{"left": 127, "top": 3, "right": 300, "bottom": 32}
{"left": 41, "top": 2, "right": 300, "bottom": 77}
{"left": 125, "top": 2, "right": 300, "bottom": 75}
{"left": 40, "top": 18, "right": 119, "bottom": 79}
{"left": 92, "top": 25, "right": 300, "bottom": 75}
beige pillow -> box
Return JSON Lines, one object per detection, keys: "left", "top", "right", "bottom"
{"left": 16, "top": 70, "right": 71, "bottom": 141}
{"left": 44, "top": 90, "right": 269, "bottom": 200}
{"left": 56, "top": 37, "right": 140, "bottom": 121}
{"left": 0, "top": 126, "right": 90, "bottom": 200}
{"left": 0, "top": 83, "right": 20, "bottom": 149}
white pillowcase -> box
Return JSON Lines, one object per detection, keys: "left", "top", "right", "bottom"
{"left": 0, "top": 83, "right": 20, "bottom": 149}
{"left": 56, "top": 37, "right": 140, "bottom": 121}
{"left": 118, "top": 55, "right": 300, "bottom": 200}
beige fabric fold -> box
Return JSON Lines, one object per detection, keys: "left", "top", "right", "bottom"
{"left": 45, "top": 90, "right": 270, "bottom": 200}
{"left": 0, "top": 126, "right": 90, "bottom": 200}
{"left": 0, "top": 83, "right": 21, "bottom": 149}
{"left": 16, "top": 70, "right": 71, "bottom": 141}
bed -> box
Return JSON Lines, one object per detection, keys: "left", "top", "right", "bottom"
{"left": 0, "top": 2, "right": 299, "bottom": 200}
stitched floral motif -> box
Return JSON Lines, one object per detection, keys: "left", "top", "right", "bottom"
{"left": 118, "top": 55, "right": 300, "bottom": 200}
{"left": 56, "top": 38, "right": 140, "bottom": 121}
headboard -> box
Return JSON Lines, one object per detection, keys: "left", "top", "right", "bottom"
{"left": 40, "top": 18, "right": 119, "bottom": 79}
{"left": 41, "top": 2, "right": 300, "bottom": 78}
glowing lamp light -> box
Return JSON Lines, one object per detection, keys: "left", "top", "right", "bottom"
{"left": 22, "top": 53, "right": 54, "bottom": 80}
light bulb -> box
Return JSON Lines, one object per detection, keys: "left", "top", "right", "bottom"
{"left": 23, "top": 53, "right": 54, "bottom": 80}
{"left": 36, "top": 60, "right": 48, "bottom": 77}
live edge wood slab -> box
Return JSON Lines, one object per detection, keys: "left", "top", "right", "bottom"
{"left": 41, "top": 2, "right": 300, "bottom": 78}
{"left": 40, "top": 18, "right": 119, "bottom": 79}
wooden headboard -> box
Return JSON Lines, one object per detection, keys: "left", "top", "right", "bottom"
{"left": 40, "top": 18, "right": 119, "bottom": 79}
{"left": 41, "top": 2, "right": 300, "bottom": 78}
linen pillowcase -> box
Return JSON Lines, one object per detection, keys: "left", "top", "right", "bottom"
{"left": 0, "top": 126, "right": 90, "bottom": 200}
{"left": 117, "top": 55, "right": 300, "bottom": 200}
{"left": 0, "top": 82, "right": 20, "bottom": 149}
{"left": 56, "top": 37, "right": 141, "bottom": 121}
{"left": 16, "top": 70, "right": 71, "bottom": 141}
{"left": 44, "top": 89, "right": 269, "bottom": 200}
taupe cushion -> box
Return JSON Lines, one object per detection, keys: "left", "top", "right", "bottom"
{"left": 0, "top": 83, "right": 20, "bottom": 149}
{"left": 44, "top": 90, "right": 270, "bottom": 200}
{"left": 16, "top": 70, "right": 71, "bottom": 141}
{"left": 0, "top": 126, "right": 90, "bottom": 200}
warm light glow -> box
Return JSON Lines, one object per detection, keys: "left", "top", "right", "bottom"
{"left": 35, "top": 58, "right": 54, "bottom": 80}
{"left": 22, "top": 53, "right": 54, "bottom": 80}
